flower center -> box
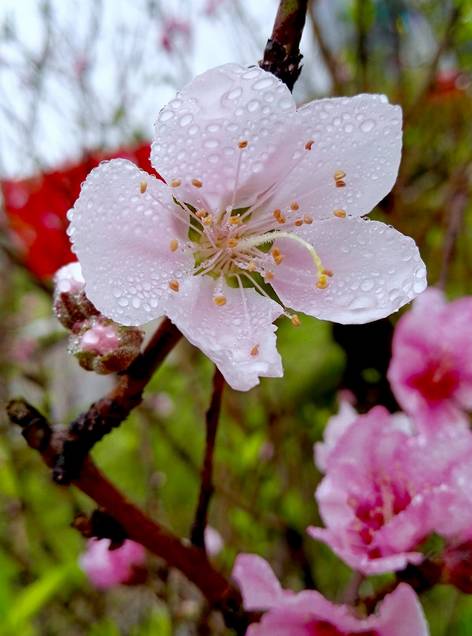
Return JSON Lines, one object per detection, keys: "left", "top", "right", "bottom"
{"left": 160, "top": 139, "right": 332, "bottom": 319}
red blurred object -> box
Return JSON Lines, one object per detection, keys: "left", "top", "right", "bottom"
{"left": 1, "top": 142, "right": 154, "bottom": 280}
{"left": 428, "top": 70, "right": 470, "bottom": 100}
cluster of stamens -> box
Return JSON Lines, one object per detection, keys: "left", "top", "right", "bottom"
{"left": 140, "top": 138, "right": 349, "bottom": 352}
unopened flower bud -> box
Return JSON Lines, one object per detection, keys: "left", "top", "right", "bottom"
{"left": 79, "top": 538, "right": 147, "bottom": 589}
{"left": 69, "top": 317, "right": 144, "bottom": 374}
{"left": 53, "top": 262, "right": 98, "bottom": 330}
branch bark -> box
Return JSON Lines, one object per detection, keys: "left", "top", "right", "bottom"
{"left": 6, "top": 398, "right": 251, "bottom": 634}
{"left": 53, "top": 317, "right": 182, "bottom": 484}
{"left": 191, "top": 367, "right": 225, "bottom": 550}
{"left": 260, "top": 0, "right": 309, "bottom": 91}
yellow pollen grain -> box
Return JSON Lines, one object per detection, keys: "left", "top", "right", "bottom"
{"left": 305, "top": 140, "right": 314, "bottom": 150}
{"left": 196, "top": 208, "right": 208, "bottom": 218}
{"left": 238, "top": 140, "right": 248, "bottom": 149}
{"left": 264, "top": 271, "right": 274, "bottom": 281}
{"left": 169, "top": 279, "right": 180, "bottom": 292}
{"left": 229, "top": 215, "right": 241, "bottom": 225}
{"left": 335, "top": 180, "right": 346, "bottom": 188}
{"left": 294, "top": 218, "right": 303, "bottom": 227}
{"left": 227, "top": 238, "right": 239, "bottom": 248}
{"left": 191, "top": 178, "right": 203, "bottom": 188}
{"left": 139, "top": 181, "right": 148, "bottom": 194}
{"left": 291, "top": 314, "right": 301, "bottom": 327}
{"left": 214, "top": 294, "right": 227, "bottom": 307}
{"left": 203, "top": 214, "right": 213, "bottom": 226}
{"left": 290, "top": 201, "right": 300, "bottom": 211}
{"left": 170, "top": 178, "right": 181, "bottom": 188}
{"left": 304, "top": 215, "right": 313, "bottom": 224}
{"left": 250, "top": 344, "right": 259, "bottom": 357}
{"left": 322, "top": 268, "right": 333, "bottom": 277}
{"left": 169, "top": 239, "right": 179, "bottom": 252}
{"left": 247, "top": 260, "right": 257, "bottom": 272}
{"left": 316, "top": 275, "right": 328, "bottom": 289}
{"left": 271, "top": 248, "right": 283, "bottom": 265}
{"left": 334, "top": 209, "right": 346, "bottom": 218}
{"left": 334, "top": 170, "right": 346, "bottom": 181}
{"left": 273, "top": 209, "right": 285, "bottom": 224}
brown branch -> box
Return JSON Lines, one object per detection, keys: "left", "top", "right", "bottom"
{"left": 6, "top": 398, "right": 251, "bottom": 634}
{"left": 191, "top": 367, "right": 225, "bottom": 550}
{"left": 260, "top": 0, "right": 308, "bottom": 91}
{"left": 53, "top": 317, "right": 182, "bottom": 484}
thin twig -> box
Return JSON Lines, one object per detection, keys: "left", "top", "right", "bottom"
{"left": 191, "top": 367, "right": 225, "bottom": 550}
{"left": 6, "top": 398, "right": 252, "bottom": 635}
{"left": 53, "top": 318, "right": 182, "bottom": 484}
{"left": 260, "top": 0, "right": 309, "bottom": 91}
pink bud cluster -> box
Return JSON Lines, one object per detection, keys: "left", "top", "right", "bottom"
{"left": 53, "top": 263, "right": 144, "bottom": 374}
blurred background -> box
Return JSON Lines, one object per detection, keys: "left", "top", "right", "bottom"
{"left": 0, "top": 0, "right": 471, "bottom": 634}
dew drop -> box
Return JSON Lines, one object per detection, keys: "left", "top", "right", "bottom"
{"left": 360, "top": 119, "right": 375, "bottom": 133}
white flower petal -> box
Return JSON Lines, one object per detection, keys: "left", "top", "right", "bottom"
{"left": 269, "top": 94, "right": 402, "bottom": 220}
{"left": 68, "top": 159, "right": 192, "bottom": 326}
{"left": 270, "top": 218, "right": 427, "bottom": 324}
{"left": 165, "top": 276, "right": 283, "bottom": 391}
{"left": 151, "top": 63, "right": 298, "bottom": 211}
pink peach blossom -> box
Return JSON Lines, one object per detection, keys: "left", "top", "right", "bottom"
{"left": 68, "top": 64, "right": 426, "bottom": 391}
{"left": 79, "top": 538, "right": 146, "bottom": 589}
{"left": 309, "top": 407, "right": 472, "bottom": 574}
{"left": 388, "top": 288, "right": 472, "bottom": 430}
{"left": 232, "top": 554, "right": 429, "bottom": 635}
{"left": 314, "top": 400, "right": 358, "bottom": 472}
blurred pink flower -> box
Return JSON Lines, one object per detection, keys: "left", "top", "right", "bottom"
{"left": 79, "top": 538, "right": 146, "bottom": 589}
{"left": 388, "top": 288, "right": 472, "bottom": 430}
{"left": 205, "top": 526, "right": 224, "bottom": 556}
{"left": 309, "top": 407, "right": 472, "bottom": 574}
{"left": 314, "top": 399, "right": 358, "bottom": 471}
{"left": 160, "top": 17, "right": 192, "bottom": 54}
{"left": 232, "top": 554, "right": 429, "bottom": 635}
{"left": 68, "top": 64, "right": 426, "bottom": 391}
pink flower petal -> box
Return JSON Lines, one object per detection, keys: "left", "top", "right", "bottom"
{"left": 67, "top": 159, "right": 192, "bottom": 326}
{"left": 165, "top": 276, "right": 283, "bottom": 391}
{"left": 232, "top": 554, "right": 285, "bottom": 610}
{"left": 79, "top": 538, "right": 146, "bottom": 589}
{"left": 376, "top": 583, "right": 429, "bottom": 636}
{"left": 315, "top": 400, "right": 358, "bottom": 472}
{"left": 269, "top": 94, "right": 402, "bottom": 220}
{"left": 270, "top": 218, "right": 426, "bottom": 324}
{"left": 151, "top": 63, "right": 299, "bottom": 211}
{"left": 388, "top": 287, "right": 472, "bottom": 428}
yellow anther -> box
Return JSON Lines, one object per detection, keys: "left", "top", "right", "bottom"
{"left": 169, "top": 279, "right": 180, "bottom": 292}
{"left": 169, "top": 239, "right": 179, "bottom": 252}
{"left": 273, "top": 209, "right": 285, "bottom": 224}
{"left": 294, "top": 218, "right": 303, "bottom": 227}
{"left": 214, "top": 294, "right": 227, "bottom": 306}
{"left": 290, "top": 201, "right": 300, "bottom": 211}
{"left": 336, "top": 180, "right": 346, "bottom": 188}
{"left": 227, "top": 237, "right": 239, "bottom": 248}
{"left": 334, "top": 170, "right": 346, "bottom": 180}
{"left": 238, "top": 140, "right": 248, "bottom": 149}
{"left": 247, "top": 260, "right": 257, "bottom": 272}
{"left": 316, "top": 275, "right": 328, "bottom": 289}
{"left": 305, "top": 140, "right": 314, "bottom": 150}
{"left": 334, "top": 209, "right": 346, "bottom": 218}
{"left": 170, "top": 178, "right": 181, "bottom": 188}
{"left": 264, "top": 271, "right": 274, "bottom": 281}
{"left": 271, "top": 248, "right": 283, "bottom": 265}
{"left": 322, "top": 268, "right": 333, "bottom": 277}
{"left": 139, "top": 181, "right": 148, "bottom": 194}
{"left": 203, "top": 214, "right": 213, "bottom": 226}
{"left": 196, "top": 208, "right": 208, "bottom": 219}
{"left": 229, "top": 215, "right": 241, "bottom": 225}
{"left": 250, "top": 344, "right": 259, "bottom": 357}
{"left": 304, "top": 215, "right": 313, "bottom": 224}
{"left": 291, "top": 314, "right": 301, "bottom": 327}
{"left": 192, "top": 178, "right": 203, "bottom": 188}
